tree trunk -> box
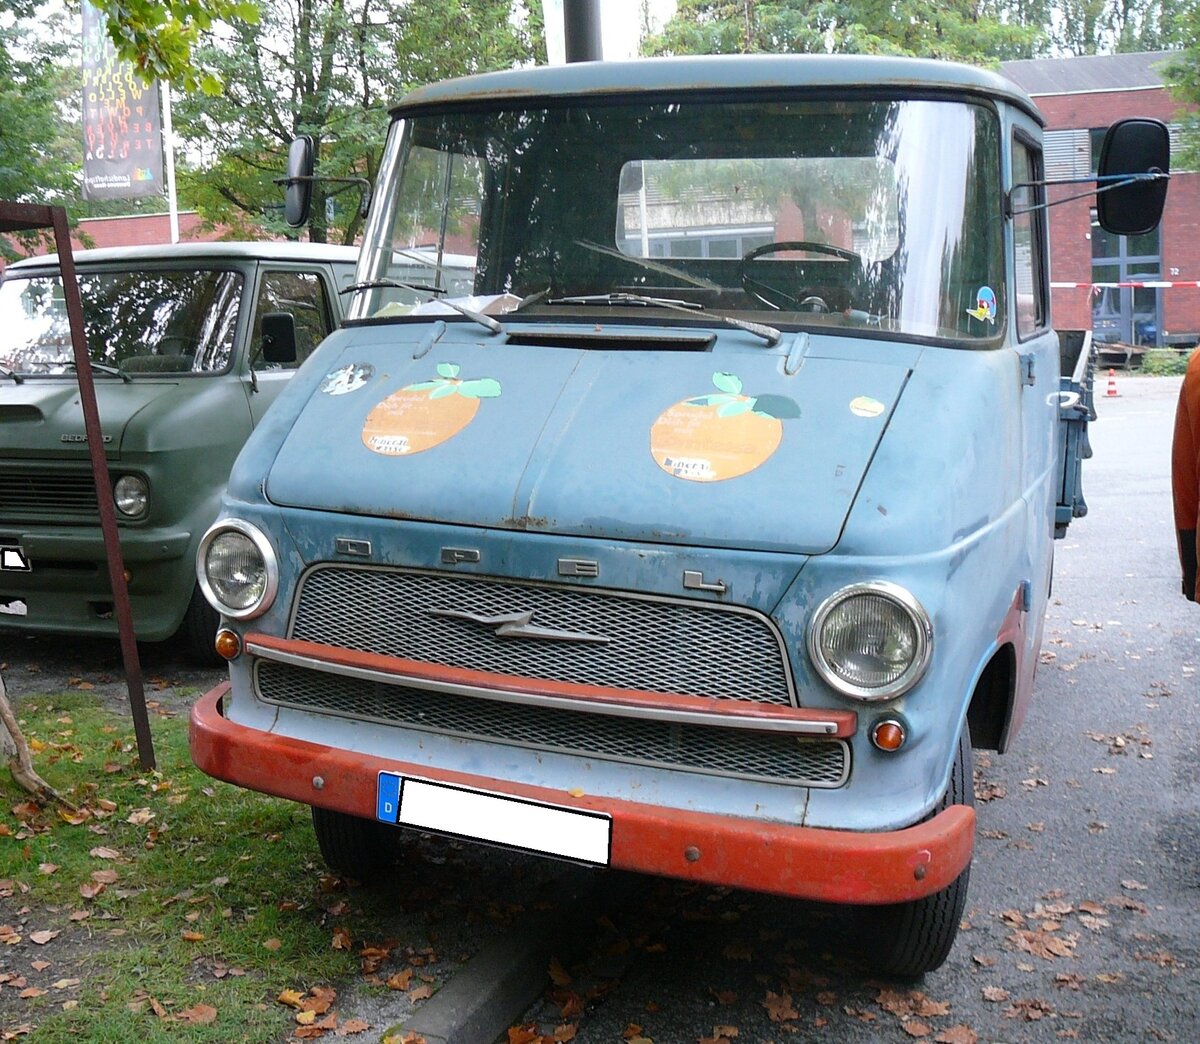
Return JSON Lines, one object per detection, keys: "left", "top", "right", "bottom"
{"left": 0, "top": 670, "right": 75, "bottom": 808}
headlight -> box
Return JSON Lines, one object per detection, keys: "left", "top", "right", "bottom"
{"left": 196, "top": 520, "right": 278, "bottom": 619}
{"left": 113, "top": 475, "right": 149, "bottom": 519}
{"left": 807, "top": 581, "right": 931, "bottom": 701}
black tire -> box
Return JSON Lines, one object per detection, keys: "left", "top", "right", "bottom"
{"left": 311, "top": 806, "right": 396, "bottom": 878}
{"left": 856, "top": 727, "right": 974, "bottom": 979}
{"left": 180, "top": 583, "right": 222, "bottom": 666}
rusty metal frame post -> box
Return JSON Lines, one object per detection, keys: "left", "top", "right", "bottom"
{"left": 0, "top": 200, "right": 154, "bottom": 769}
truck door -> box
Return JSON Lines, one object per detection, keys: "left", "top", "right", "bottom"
{"left": 246, "top": 266, "right": 340, "bottom": 425}
{"left": 1008, "top": 128, "right": 1059, "bottom": 733}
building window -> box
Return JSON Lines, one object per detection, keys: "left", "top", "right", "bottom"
{"left": 1090, "top": 208, "right": 1161, "bottom": 347}
{"left": 1012, "top": 136, "right": 1047, "bottom": 337}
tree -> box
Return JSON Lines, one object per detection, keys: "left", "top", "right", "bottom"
{"left": 644, "top": 0, "right": 1043, "bottom": 65}
{"left": 86, "top": 0, "right": 260, "bottom": 94}
{"left": 0, "top": 6, "right": 81, "bottom": 257}
{"left": 175, "top": 0, "right": 545, "bottom": 244}
{"left": 1052, "top": 0, "right": 1181, "bottom": 55}
{"left": 1164, "top": 6, "right": 1200, "bottom": 170}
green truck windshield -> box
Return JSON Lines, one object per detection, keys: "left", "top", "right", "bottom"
{"left": 0, "top": 269, "right": 243, "bottom": 375}
{"left": 352, "top": 95, "right": 1004, "bottom": 343}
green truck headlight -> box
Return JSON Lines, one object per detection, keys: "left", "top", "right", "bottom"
{"left": 197, "top": 520, "right": 278, "bottom": 619}
{"left": 807, "top": 581, "right": 932, "bottom": 701}
{"left": 113, "top": 474, "right": 149, "bottom": 519}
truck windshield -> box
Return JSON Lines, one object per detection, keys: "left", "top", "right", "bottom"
{"left": 0, "top": 269, "right": 243, "bottom": 376}
{"left": 351, "top": 95, "right": 1004, "bottom": 344}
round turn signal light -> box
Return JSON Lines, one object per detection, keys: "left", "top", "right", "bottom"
{"left": 214, "top": 628, "right": 242, "bottom": 661}
{"left": 871, "top": 719, "right": 906, "bottom": 752}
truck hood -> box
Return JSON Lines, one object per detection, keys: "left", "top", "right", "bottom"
{"left": 0, "top": 378, "right": 174, "bottom": 459}
{"left": 265, "top": 328, "right": 911, "bottom": 553}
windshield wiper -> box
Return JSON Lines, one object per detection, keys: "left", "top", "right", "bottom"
{"left": 573, "top": 240, "right": 723, "bottom": 290}
{"left": 341, "top": 277, "right": 501, "bottom": 335}
{"left": 550, "top": 293, "right": 704, "bottom": 311}
{"left": 0, "top": 365, "right": 24, "bottom": 384}
{"left": 46, "top": 359, "right": 132, "bottom": 383}
{"left": 341, "top": 277, "right": 446, "bottom": 296}
{"left": 548, "top": 292, "right": 781, "bottom": 347}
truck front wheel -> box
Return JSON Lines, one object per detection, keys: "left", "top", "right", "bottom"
{"left": 311, "top": 806, "right": 397, "bottom": 879}
{"left": 854, "top": 727, "right": 974, "bottom": 978}
{"left": 180, "top": 584, "right": 222, "bottom": 666}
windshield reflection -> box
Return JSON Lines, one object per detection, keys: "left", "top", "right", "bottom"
{"left": 352, "top": 96, "right": 1004, "bottom": 344}
{"left": 0, "top": 269, "right": 244, "bottom": 375}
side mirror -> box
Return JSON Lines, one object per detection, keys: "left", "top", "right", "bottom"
{"left": 284, "top": 136, "right": 315, "bottom": 228}
{"left": 261, "top": 312, "right": 298, "bottom": 364}
{"left": 1096, "top": 118, "right": 1169, "bottom": 236}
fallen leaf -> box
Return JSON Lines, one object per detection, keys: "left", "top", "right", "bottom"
{"left": 902, "top": 1022, "right": 931, "bottom": 1038}
{"left": 51, "top": 978, "right": 80, "bottom": 990}
{"left": 331, "top": 927, "right": 352, "bottom": 951}
{"left": 1120, "top": 879, "right": 1148, "bottom": 891}
{"left": 302, "top": 986, "right": 337, "bottom": 1014}
{"left": 386, "top": 969, "right": 413, "bottom": 991}
{"left": 37, "top": 864, "right": 58, "bottom": 876}
{"left": 91, "top": 869, "right": 119, "bottom": 885}
{"left": 89, "top": 846, "right": 120, "bottom": 860}
{"left": 262, "top": 938, "right": 282, "bottom": 951}
{"left": 982, "top": 987, "right": 1009, "bottom": 1003}
{"left": 408, "top": 984, "right": 433, "bottom": 1002}
{"left": 934, "top": 1027, "right": 979, "bottom": 1044}
{"left": 508, "top": 1026, "right": 540, "bottom": 1044}
{"left": 1010, "top": 929, "right": 1078, "bottom": 960}
{"left": 176, "top": 1004, "right": 217, "bottom": 1025}
{"left": 549, "top": 956, "right": 572, "bottom": 986}
{"left": 763, "top": 991, "right": 799, "bottom": 1022}
{"left": 278, "top": 989, "right": 305, "bottom": 1009}
{"left": 338, "top": 1018, "right": 370, "bottom": 1035}
{"left": 29, "top": 930, "right": 59, "bottom": 946}
{"left": 181, "top": 930, "right": 205, "bottom": 942}
{"left": 18, "top": 987, "right": 47, "bottom": 999}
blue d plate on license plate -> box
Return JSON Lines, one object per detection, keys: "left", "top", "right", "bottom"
{"left": 376, "top": 772, "right": 611, "bottom": 866}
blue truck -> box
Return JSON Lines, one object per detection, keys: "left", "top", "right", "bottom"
{"left": 189, "top": 55, "right": 1167, "bottom": 975}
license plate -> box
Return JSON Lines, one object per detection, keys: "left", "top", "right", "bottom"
{"left": 376, "top": 773, "right": 611, "bottom": 866}
{"left": 0, "top": 547, "right": 30, "bottom": 572}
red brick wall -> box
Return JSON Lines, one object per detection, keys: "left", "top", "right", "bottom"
{"left": 72, "top": 212, "right": 227, "bottom": 251}
{"left": 1036, "top": 86, "right": 1200, "bottom": 342}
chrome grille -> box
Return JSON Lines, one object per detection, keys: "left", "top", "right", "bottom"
{"left": 290, "top": 566, "right": 794, "bottom": 705}
{"left": 256, "top": 661, "right": 847, "bottom": 787}
{"left": 0, "top": 466, "right": 99, "bottom": 522}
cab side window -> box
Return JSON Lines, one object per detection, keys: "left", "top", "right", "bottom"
{"left": 251, "top": 270, "right": 335, "bottom": 369}
{"left": 1012, "top": 137, "right": 1048, "bottom": 338}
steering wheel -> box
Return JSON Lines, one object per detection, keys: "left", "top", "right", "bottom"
{"left": 740, "top": 240, "right": 862, "bottom": 311}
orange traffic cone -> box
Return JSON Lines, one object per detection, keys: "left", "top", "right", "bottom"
{"left": 1105, "top": 368, "right": 1119, "bottom": 397}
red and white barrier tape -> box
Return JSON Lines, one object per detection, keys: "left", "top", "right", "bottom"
{"left": 1051, "top": 281, "right": 1200, "bottom": 289}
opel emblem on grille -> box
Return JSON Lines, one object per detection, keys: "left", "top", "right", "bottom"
{"left": 429, "top": 608, "right": 611, "bottom": 644}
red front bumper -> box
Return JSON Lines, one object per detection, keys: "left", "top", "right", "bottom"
{"left": 189, "top": 684, "right": 975, "bottom": 905}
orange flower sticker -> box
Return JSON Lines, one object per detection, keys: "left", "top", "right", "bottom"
{"left": 362, "top": 363, "right": 501, "bottom": 456}
{"left": 650, "top": 372, "right": 799, "bottom": 482}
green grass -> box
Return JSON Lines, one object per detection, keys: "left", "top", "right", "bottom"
{"left": 0, "top": 691, "right": 407, "bottom": 1042}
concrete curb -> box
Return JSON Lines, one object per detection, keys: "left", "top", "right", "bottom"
{"left": 383, "top": 867, "right": 626, "bottom": 1044}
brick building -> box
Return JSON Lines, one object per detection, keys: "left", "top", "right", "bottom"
{"left": 1002, "top": 51, "right": 1197, "bottom": 348}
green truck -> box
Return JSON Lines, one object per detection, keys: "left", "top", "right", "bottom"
{"left": 0, "top": 241, "right": 358, "bottom": 658}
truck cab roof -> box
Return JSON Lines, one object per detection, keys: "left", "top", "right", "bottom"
{"left": 7, "top": 241, "right": 361, "bottom": 272}
{"left": 392, "top": 53, "right": 1043, "bottom": 125}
